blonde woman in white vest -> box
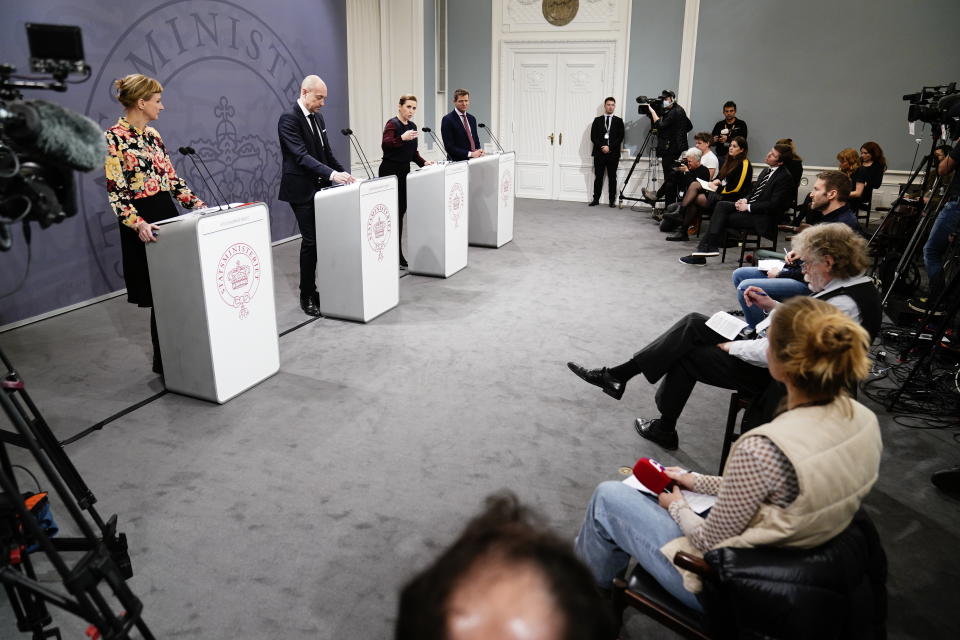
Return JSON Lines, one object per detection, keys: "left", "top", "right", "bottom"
{"left": 573, "top": 296, "right": 881, "bottom": 611}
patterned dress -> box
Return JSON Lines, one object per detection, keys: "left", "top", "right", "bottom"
{"left": 104, "top": 117, "right": 205, "bottom": 305}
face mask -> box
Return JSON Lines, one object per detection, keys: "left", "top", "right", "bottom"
{"left": 664, "top": 99, "right": 673, "bottom": 108}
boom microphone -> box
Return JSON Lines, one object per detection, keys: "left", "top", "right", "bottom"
{"left": 2, "top": 99, "right": 105, "bottom": 171}
{"left": 420, "top": 126, "right": 447, "bottom": 159}
{"left": 633, "top": 457, "right": 675, "bottom": 494}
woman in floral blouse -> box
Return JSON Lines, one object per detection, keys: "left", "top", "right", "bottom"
{"left": 105, "top": 73, "right": 205, "bottom": 375}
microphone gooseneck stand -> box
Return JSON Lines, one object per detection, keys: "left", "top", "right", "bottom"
{"left": 478, "top": 123, "right": 504, "bottom": 153}
{"left": 178, "top": 146, "right": 225, "bottom": 209}
{"left": 420, "top": 127, "right": 447, "bottom": 160}
{"left": 340, "top": 128, "right": 373, "bottom": 179}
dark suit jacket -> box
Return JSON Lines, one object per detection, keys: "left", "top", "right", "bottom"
{"left": 590, "top": 114, "right": 625, "bottom": 158}
{"left": 277, "top": 103, "right": 345, "bottom": 204}
{"left": 440, "top": 109, "right": 480, "bottom": 161}
{"left": 748, "top": 165, "right": 795, "bottom": 238}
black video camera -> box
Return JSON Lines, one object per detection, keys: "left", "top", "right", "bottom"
{"left": 1, "top": 23, "right": 96, "bottom": 252}
{"left": 903, "top": 82, "right": 960, "bottom": 136}
{"left": 637, "top": 95, "right": 665, "bottom": 116}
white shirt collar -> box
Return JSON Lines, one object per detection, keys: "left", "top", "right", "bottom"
{"left": 455, "top": 109, "right": 468, "bottom": 118}
{"left": 297, "top": 98, "right": 312, "bottom": 118}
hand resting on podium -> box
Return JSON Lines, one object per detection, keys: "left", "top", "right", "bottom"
{"left": 331, "top": 171, "right": 357, "bottom": 184}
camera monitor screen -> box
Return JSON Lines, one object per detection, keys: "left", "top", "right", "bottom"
{"left": 26, "top": 23, "right": 85, "bottom": 73}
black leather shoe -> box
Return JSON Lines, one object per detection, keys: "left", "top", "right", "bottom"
{"left": 567, "top": 362, "right": 626, "bottom": 400}
{"left": 300, "top": 294, "right": 321, "bottom": 317}
{"left": 608, "top": 202, "right": 616, "bottom": 208}
{"left": 665, "top": 230, "right": 687, "bottom": 241}
{"left": 588, "top": 200, "right": 599, "bottom": 207}
{"left": 635, "top": 418, "right": 679, "bottom": 450}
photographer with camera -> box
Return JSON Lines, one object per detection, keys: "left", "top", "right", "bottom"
{"left": 640, "top": 90, "right": 691, "bottom": 206}
{"left": 658, "top": 147, "right": 709, "bottom": 234}
{"left": 710, "top": 101, "right": 748, "bottom": 162}
{"left": 104, "top": 74, "right": 207, "bottom": 377}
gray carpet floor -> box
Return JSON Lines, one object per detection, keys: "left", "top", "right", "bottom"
{"left": 1, "top": 198, "right": 958, "bottom": 639}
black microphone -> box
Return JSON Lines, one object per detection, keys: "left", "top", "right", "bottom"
{"left": 478, "top": 123, "right": 504, "bottom": 153}
{"left": 178, "top": 147, "right": 225, "bottom": 210}
{"left": 2, "top": 99, "right": 105, "bottom": 171}
{"left": 420, "top": 127, "right": 447, "bottom": 159}
{"left": 340, "top": 128, "right": 373, "bottom": 179}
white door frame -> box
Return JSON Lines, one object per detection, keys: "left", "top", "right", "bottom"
{"left": 499, "top": 40, "right": 618, "bottom": 201}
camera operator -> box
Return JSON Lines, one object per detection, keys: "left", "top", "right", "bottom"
{"left": 105, "top": 74, "right": 207, "bottom": 377}
{"left": 641, "top": 90, "right": 691, "bottom": 206}
{"left": 710, "top": 101, "right": 748, "bottom": 162}
{"left": 910, "top": 127, "right": 960, "bottom": 314}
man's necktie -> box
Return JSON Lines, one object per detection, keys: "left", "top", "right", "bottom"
{"left": 307, "top": 113, "right": 325, "bottom": 149}
{"left": 461, "top": 113, "right": 476, "bottom": 152}
{"left": 749, "top": 169, "right": 770, "bottom": 203}
{"left": 605, "top": 116, "right": 610, "bottom": 132}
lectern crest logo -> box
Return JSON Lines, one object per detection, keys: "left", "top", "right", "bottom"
{"left": 448, "top": 182, "right": 465, "bottom": 228}
{"left": 500, "top": 169, "right": 513, "bottom": 208}
{"left": 216, "top": 242, "right": 262, "bottom": 319}
{"left": 366, "top": 203, "right": 392, "bottom": 262}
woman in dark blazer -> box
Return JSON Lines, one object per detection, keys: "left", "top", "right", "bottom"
{"left": 379, "top": 94, "right": 434, "bottom": 268}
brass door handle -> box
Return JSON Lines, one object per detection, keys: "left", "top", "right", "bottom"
{"left": 548, "top": 133, "right": 554, "bottom": 145}
{"left": 559, "top": 133, "right": 563, "bottom": 145}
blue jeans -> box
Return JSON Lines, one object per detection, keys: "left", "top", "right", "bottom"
{"left": 574, "top": 481, "right": 704, "bottom": 611}
{"left": 732, "top": 267, "right": 810, "bottom": 327}
{"left": 923, "top": 198, "right": 960, "bottom": 294}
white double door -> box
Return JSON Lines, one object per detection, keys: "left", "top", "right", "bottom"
{"left": 501, "top": 43, "right": 615, "bottom": 200}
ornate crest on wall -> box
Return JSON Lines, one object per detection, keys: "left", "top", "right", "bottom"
{"left": 542, "top": 0, "right": 579, "bottom": 26}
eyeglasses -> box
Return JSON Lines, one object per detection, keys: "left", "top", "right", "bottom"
{"left": 800, "top": 259, "right": 818, "bottom": 271}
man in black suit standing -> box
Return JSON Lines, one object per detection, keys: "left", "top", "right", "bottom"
{"left": 440, "top": 89, "right": 485, "bottom": 162}
{"left": 589, "top": 97, "right": 625, "bottom": 208}
{"left": 680, "top": 143, "right": 795, "bottom": 266}
{"left": 278, "top": 75, "right": 356, "bottom": 317}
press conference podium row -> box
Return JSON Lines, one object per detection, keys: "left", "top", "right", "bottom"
{"left": 145, "top": 152, "right": 515, "bottom": 404}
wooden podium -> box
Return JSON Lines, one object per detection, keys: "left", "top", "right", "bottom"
{"left": 147, "top": 202, "right": 279, "bottom": 403}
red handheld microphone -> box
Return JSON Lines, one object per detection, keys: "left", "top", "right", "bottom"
{"left": 633, "top": 457, "right": 676, "bottom": 494}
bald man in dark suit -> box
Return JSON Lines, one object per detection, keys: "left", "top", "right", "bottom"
{"left": 278, "top": 74, "right": 355, "bottom": 316}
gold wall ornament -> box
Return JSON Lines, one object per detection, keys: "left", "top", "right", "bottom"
{"left": 542, "top": 0, "right": 578, "bottom": 27}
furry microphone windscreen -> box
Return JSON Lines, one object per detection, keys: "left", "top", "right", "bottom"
{"left": 24, "top": 99, "right": 107, "bottom": 172}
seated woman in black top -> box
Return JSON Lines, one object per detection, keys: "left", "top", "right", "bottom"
{"left": 379, "top": 94, "right": 435, "bottom": 268}
{"left": 665, "top": 137, "right": 752, "bottom": 241}
{"left": 849, "top": 141, "right": 886, "bottom": 214}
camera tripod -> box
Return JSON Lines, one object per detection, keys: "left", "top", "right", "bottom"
{"left": 0, "top": 346, "right": 153, "bottom": 639}
{"left": 618, "top": 128, "right": 660, "bottom": 209}
{"left": 886, "top": 263, "right": 960, "bottom": 412}
{"left": 871, "top": 133, "right": 943, "bottom": 306}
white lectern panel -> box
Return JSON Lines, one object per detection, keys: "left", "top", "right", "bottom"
{"left": 148, "top": 203, "right": 279, "bottom": 404}
{"left": 468, "top": 151, "right": 515, "bottom": 248}
{"left": 315, "top": 177, "right": 399, "bottom": 322}
{"left": 407, "top": 161, "right": 469, "bottom": 277}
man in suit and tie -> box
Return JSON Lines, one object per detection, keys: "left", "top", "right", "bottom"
{"left": 440, "top": 89, "right": 485, "bottom": 161}
{"left": 679, "top": 143, "right": 795, "bottom": 266}
{"left": 589, "top": 97, "right": 625, "bottom": 208}
{"left": 278, "top": 75, "right": 356, "bottom": 317}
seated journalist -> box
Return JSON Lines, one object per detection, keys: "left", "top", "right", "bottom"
{"left": 567, "top": 223, "right": 881, "bottom": 450}
{"left": 732, "top": 170, "right": 858, "bottom": 327}
{"left": 679, "top": 144, "right": 795, "bottom": 265}
{"left": 574, "top": 296, "right": 882, "bottom": 611}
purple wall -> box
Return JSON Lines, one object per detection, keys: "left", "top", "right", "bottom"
{"left": 0, "top": 0, "right": 349, "bottom": 325}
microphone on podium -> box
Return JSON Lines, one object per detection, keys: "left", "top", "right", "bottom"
{"left": 632, "top": 458, "right": 676, "bottom": 494}
{"left": 340, "top": 128, "right": 374, "bottom": 179}
{"left": 478, "top": 123, "right": 504, "bottom": 153}
{"left": 178, "top": 146, "right": 227, "bottom": 210}
{"left": 420, "top": 127, "right": 447, "bottom": 159}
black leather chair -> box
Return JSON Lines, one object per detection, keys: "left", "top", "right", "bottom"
{"left": 612, "top": 509, "right": 888, "bottom": 639}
